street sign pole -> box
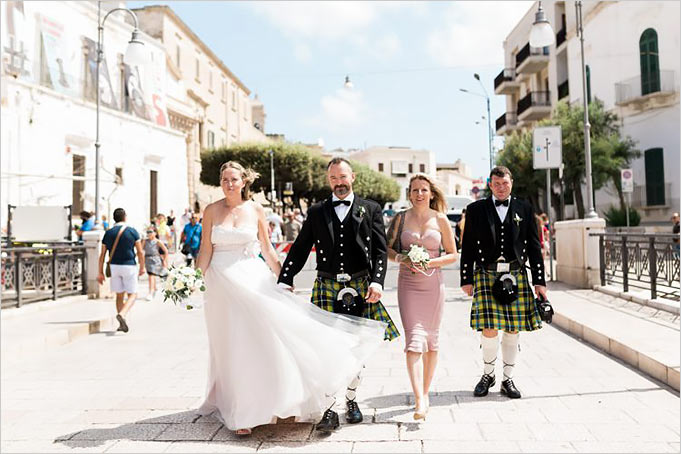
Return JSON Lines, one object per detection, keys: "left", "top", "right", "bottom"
{"left": 544, "top": 137, "right": 553, "bottom": 282}
{"left": 621, "top": 168, "right": 634, "bottom": 228}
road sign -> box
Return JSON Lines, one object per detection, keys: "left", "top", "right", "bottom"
{"left": 283, "top": 182, "right": 294, "bottom": 196}
{"left": 621, "top": 169, "right": 634, "bottom": 193}
{"left": 532, "top": 126, "right": 563, "bottom": 169}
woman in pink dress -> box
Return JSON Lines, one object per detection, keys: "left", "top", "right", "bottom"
{"left": 387, "top": 174, "right": 458, "bottom": 420}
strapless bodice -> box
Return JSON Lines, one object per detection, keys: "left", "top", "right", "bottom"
{"left": 211, "top": 225, "right": 260, "bottom": 257}
{"left": 401, "top": 229, "right": 442, "bottom": 258}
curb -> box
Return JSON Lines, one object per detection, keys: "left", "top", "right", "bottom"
{"left": 551, "top": 311, "right": 680, "bottom": 391}
{"left": 594, "top": 285, "right": 680, "bottom": 315}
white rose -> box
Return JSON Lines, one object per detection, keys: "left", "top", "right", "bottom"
{"left": 173, "top": 279, "right": 185, "bottom": 291}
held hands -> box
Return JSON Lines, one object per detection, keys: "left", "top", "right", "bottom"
{"left": 366, "top": 286, "right": 382, "bottom": 304}
{"left": 396, "top": 254, "right": 425, "bottom": 274}
{"left": 462, "top": 284, "right": 473, "bottom": 296}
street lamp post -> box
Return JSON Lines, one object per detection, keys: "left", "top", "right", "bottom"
{"left": 460, "top": 79, "right": 494, "bottom": 172}
{"left": 530, "top": 0, "right": 597, "bottom": 218}
{"left": 95, "top": 1, "right": 145, "bottom": 227}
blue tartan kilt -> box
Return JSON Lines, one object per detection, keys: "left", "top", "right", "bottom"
{"left": 311, "top": 276, "right": 400, "bottom": 341}
{"left": 470, "top": 267, "right": 542, "bottom": 332}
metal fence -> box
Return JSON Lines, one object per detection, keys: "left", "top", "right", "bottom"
{"left": 615, "top": 70, "right": 676, "bottom": 105}
{"left": 1, "top": 245, "right": 87, "bottom": 308}
{"left": 591, "top": 233, "right": 680, "bottom": 300}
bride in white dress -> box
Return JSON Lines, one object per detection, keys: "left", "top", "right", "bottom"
{"left": 195, "top": 161, "right": 386, "bottom": 435}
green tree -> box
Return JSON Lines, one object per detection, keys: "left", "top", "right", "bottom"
{"left": 495, "top": 129, "right": 544, "bottom": 212}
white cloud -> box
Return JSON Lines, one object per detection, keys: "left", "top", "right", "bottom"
{"left": 305, "top": 87, "right": 369, "bottom": 134}
{"left": 426, "top": 2, "right": 533, "bottom": 67}
{"left": 293, "top": 43, "right": 312, "bottom": 63}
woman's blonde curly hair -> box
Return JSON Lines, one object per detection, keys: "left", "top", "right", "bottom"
{"left": 219, "top": 161, "right": 260, "bottom": 200}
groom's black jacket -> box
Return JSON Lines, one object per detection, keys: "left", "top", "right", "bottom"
{"left": 277, "top": 196, "right": 388, "bottom": 288}
{"left": 460, "top": 195, "right": 545, "bottom": 287}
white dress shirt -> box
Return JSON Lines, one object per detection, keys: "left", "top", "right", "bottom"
{"left": 332, "top": 192, "right": 354, "bottom": 222}
{"left": 492, "top": 195, "right": 511, "bottom": 223}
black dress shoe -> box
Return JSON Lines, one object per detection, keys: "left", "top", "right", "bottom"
{"left": 473, "top": 374, "right": 496, "bottom": 397}
{"left": 316, "top": 408, "right": 340, "bottom": 432}
{"left": 500, "top": 379, "right": 522, "bottom": 399}
{"left": 345, "top": 399, "right": 363, "bottom": 424}
{"left": 116, "top": 314, "right": 129, "bottom": 333}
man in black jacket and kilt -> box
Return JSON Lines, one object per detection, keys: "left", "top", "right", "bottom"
{"left": 460, "top": 166, "right": 547, "bottom": 399}
{"left": 278, "top": 157, "right": 399, "bottom": 432}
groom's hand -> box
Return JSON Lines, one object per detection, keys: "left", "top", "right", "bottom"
{"left": 366, "top": 286, "right": 382, "bottom": 304}
{"left": 462, "top": 284, "right": 473, "bottom": 296}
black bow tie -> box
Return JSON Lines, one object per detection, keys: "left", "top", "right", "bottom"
{"left": 495, "top": 199, "right": 509, "bottom": 207}
{"left": 332, "top": 199, "right": 351, "bottom": 207}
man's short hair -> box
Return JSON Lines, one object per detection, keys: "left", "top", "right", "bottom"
{"left": 79, "top": 211, "right": 91, "bottom": 219}
{"left": 490, "top": 166, "right": 513, "bottom": 180}
{"left": 327, "top": 157, "right": 352, "bottom": 171}
{"left": 113, "top": 208, "right": 126, "bottom": 223}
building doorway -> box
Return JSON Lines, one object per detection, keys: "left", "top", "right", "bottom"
{"left": 72, "top": 155, "right": 85, "bottom": 213}
{"left": 150, "top": 170, "right": 158, "bottom": 220}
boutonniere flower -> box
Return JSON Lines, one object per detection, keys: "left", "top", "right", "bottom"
{"left": 358, "top": 205, "right": 366, "bottom": 220}
{"left": 514, "top": 213, "right": 523, "bottom": 226}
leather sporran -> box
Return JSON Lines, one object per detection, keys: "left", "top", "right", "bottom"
{"left": 334, "top": 287, "right": 366, "bottom": 317}
{"left": 491, "top": 273, "right": 519, "bottom": 305}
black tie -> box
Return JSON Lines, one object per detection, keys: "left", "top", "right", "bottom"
{"left": 495, "top": 199, "right": 509, "bottom": 207}
{"left": 333, "top": 200, "right": 351, "bottom": 207}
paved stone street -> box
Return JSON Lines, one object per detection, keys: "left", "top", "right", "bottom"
{"left": 2, "top": 286, "right": 679, "bottom": 453}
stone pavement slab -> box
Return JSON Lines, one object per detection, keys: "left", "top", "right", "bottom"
{"left": 2, "top": 287, "right": 679, "bottom": 453}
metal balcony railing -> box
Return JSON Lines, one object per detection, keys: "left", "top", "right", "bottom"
{"left": 615, "top": 70, "right": 677, "bottom": 104}
{"left": 632, "top": 182, "right": 672, "bottom": 208}
{"left": 517, "top": 91, "right": 551, "bottom": 116}
{"left": 558, "top": 80, "right": 569, "bottom": 100}
{"left": 495, "top": 111, "right": 518, "bottom": 131}
{"left": 494, "top": 68, "right": 517, "bottom": 90}
{"left": 515, "top": 42, "right": 550, "bottom": 68}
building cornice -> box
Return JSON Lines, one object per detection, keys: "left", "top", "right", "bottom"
{"left": 132, "top": 5, "right": 251, "bottom": 95}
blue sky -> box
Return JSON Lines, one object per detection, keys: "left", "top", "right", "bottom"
{"left": 130, "top": 1, "right": 534, "bottom": 180}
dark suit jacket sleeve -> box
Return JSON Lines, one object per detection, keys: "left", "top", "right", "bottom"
{"left": 277, "top": 209, "right": 315, "bottom": 286}
{"left": 525, "top": 203, "right": 546, "bottom": 286}
{"left": 370, "top": 202, "right": 388, "bottom": 287}
{"left": 459, "top": 202, "right": 477, "bottom": 286}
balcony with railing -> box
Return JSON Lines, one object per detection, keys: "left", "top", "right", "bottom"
{"left": 558, "top": 79, "right": 569, "bottom": 100}
{"left": 632, "top": 182, "right": 673, "bottom": 209}
{"left": 495, "top": 111, "right": 518, "bottom": 135}
{"left": 517, "top": 91, "right": 551, "bottom": 121}
{"left": 515, "top": 42, "right": 550, "bottom": 75}
{"left": 494, "top": 68, "right": 520, "bottom": 95}
{"left": 615, "top": 70, "right": 677, "bottom": 107}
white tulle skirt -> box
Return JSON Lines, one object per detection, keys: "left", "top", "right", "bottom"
{"left": 197, "top": 250, "right": 386, "bottom": 430}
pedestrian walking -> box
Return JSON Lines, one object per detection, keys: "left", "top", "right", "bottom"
{"left": 277, "top": 157, "right": 399, "bottom": 432}
{"left": 167, "top": 210, "right": 177, "bottom": 252}
{"left": 97, "top": 208, "right": 145, "bottom": 333}
{"left": 155, "top": 213, "right": 172, "bottom": 250}
{"left": 75, "top": 211, "right": 94, "bottom": 241}
{"left": 672, "top": 212, "right": 680, "bottom": 258}
{"left": 143, "top": 227, "right": 169, "bottom": 301}
{"left": 387, "top": 174, "right": 458, "bottom": 420}
{"left": 455, "top": 208, "right": 466, "bottom": 251}
{"left": 460, "top": 166, "right": 547, "bottom": 399}
{"left": 180, "top": 212, "right": 202, "bottom": 266}
{"left": 282, "top": 211, "right": 302, "bottom": 242}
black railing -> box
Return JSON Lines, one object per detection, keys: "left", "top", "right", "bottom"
{"left": 556, "top": 28, "right": 566, "bottom": 47}
{"left": 1, "top": 245, "right": 87, "bottom": 308}
{"left": 591, "top": 233, "right": 680, "bottom": 301}
{"left": 494, "top": 68, "right": 516, "bottom": 90}
{"left": 517, "top": 91, "right": 550, "bottom": 116}
{"left": 558, "top": 80, "right": 569, "bottom": 100}
{"left": 515, "top": 43, "right": 549, "bottom": 68}
{"left": 495, "top": 111, "right": 517, "bottom": 131}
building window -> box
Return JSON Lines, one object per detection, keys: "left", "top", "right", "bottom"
{"left": 222, "top": 80, "right": 226, "bottom": 102}
{"left": 408, "top": 163, "right": 413, "bottom": 173}
{"left": 72, "top": 155, "right": 85, "bottom": 214}
{"left": 176, "top": 45, "right": 180, "bottom": 67}
{"left": 640, "top": 28, "right": 660, "bottom": 95}
{"left": 419, "top": 163, "right": 425, "bottom": 173}
{"left": 195, "top": 58, "right": 200, "bottom": 81}
{"left": 231, "top": 86, "right": 236, "bottom": 111}
{"left": 207, "top": 130, "right": 215, "bottom": 148}
{"left": 378, "top": 163, "right": 384, "bottom": 172}
{"left": 644, "top": 148, "right": 665, "bottom": 206}
{"left": 586, "top": 65, "right": 591, "bottom": 103}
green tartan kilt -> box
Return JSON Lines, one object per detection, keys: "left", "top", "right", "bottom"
{"left": 470, "top": 267, "right": 542, "bottom": 332}
{"left": 311, "top": 276, "right": 400, "bottom": 341}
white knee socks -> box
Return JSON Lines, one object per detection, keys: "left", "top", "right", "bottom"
{"left": 481, "top": 335, "right": 498, "bottom": 376}
{"left": 501, "top": 332, "right": 520, "bottom": 380}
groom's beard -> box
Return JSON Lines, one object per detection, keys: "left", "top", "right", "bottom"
{"left": 333, "top": 185, "right": 350, "bottom": 197}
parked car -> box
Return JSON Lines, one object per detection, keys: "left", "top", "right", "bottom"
{"left": 445, "top": 195, "right": 473, "bottom": 230}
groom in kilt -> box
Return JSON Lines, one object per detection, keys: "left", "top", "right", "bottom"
{"left": 278, "top": 157, "right": 399, "bottom": 432}
{"left": 460, "top": 166, "right": 547, "bottom": 399}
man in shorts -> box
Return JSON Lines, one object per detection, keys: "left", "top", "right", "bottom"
{"left": 98, "top": 208, "right": 145, "bottom": 333}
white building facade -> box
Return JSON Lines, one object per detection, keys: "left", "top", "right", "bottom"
{"left": 436, "top": 159, "right": 476, "bottom": 198}
{"left": 1, "top": 1, "right": 188, "bottom": 233}
{"left": 495, "top": 1, "right": 680, "bottom": 224}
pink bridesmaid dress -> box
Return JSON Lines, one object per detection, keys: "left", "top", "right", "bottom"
{"left": 397, "top": 229, "right": 445, "bottom": 353}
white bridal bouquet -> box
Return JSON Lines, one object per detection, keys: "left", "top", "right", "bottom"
{"left": 405, "top": 244, "right": 435, "bottom": 277}
{"left": 162, "top": 266, "right": 206, "bottom": 310}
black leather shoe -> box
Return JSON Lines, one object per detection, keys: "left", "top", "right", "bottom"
{"left": 116, "top": 314, "right": 129, "bottom": 333}
{"left": 500, "top": 379, "right": 522, "bottom": 399}
{"left": 316, "top": 409, "right": 340, "bottom": 432}
{"left": 473, "top": 374, "right": 496, "bottom": 397}
{"left": 345, "top": 399, "right": 363, "bottom": 424}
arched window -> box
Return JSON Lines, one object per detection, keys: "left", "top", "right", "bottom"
{"left": 586, "top": 65, "right": 591, "bottom": 103}
{"left": 640, "top": 28, "right": 660, "bottom": 95}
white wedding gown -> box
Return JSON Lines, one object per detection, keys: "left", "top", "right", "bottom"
{"left": 197, "top": 225, "right": 387, "bottom": 430}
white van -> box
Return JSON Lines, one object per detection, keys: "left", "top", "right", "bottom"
{"left": 445, "top": 195, "right": 474, "bottom": 229}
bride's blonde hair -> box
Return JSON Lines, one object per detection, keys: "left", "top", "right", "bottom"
{"left": 219, "top": 161, "right": 260, "bottom": 200}
{"left": 408, "top": 174, "right": 447, "bottom": 213}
